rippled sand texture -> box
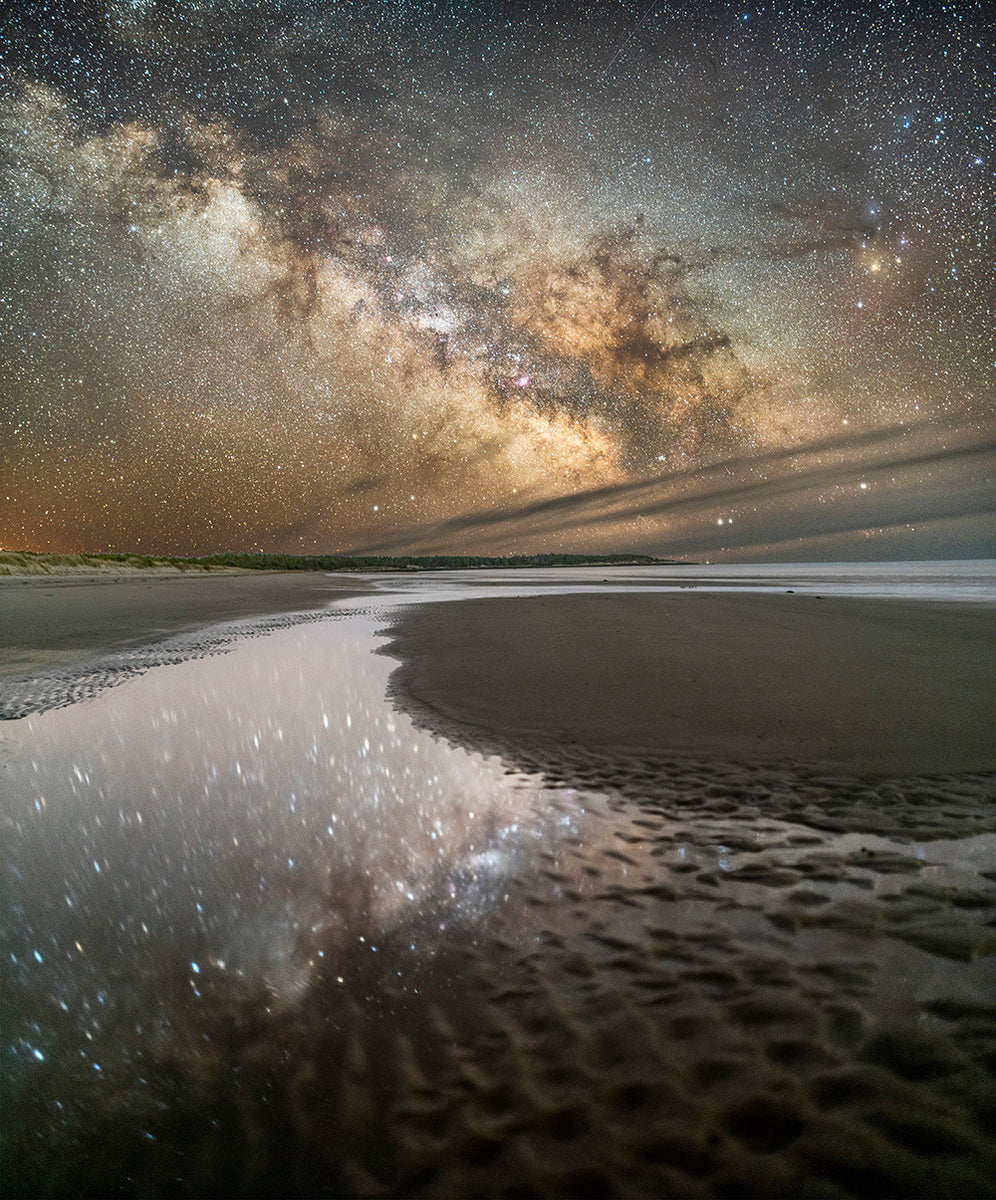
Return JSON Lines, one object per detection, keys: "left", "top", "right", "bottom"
{"left": 0, "top": 570, "right": 363, "bottom": 682}
{"left": 2, "top": 588, "right": 995, "bottom": 1198}
{"left": 7, "top": 768, "right": 993, "bottom": 1198}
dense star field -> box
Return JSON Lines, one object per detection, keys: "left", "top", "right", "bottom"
{"left": 1, "top": 0, "right": 992, "bottom": 558}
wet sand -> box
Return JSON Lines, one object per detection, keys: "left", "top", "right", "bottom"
{"left": 375, "top": 591, "right": 996, "bottom": 1198}
{"left": 0, "top": 570, "right": 368, "bottom": 680}
{"left": 383, "top": 591, "right": 996, "bottom": 777}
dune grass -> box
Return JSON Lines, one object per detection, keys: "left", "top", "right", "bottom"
{"left": 0, "top": 550, "right": 232, "bottom": 576}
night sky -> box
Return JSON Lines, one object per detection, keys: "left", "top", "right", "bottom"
{"left": 1, "top": 1, "right": 992, "bottom": 559}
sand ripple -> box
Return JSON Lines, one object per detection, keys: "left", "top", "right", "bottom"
{"left": 5, "top": 761, "right": 995, "bottom": 1197}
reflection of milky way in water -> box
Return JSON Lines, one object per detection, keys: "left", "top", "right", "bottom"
{"left": 1, "top": 610, "right": 574, "bottom": 1033}
{"left": 2, "top": 600, "right": 996, "bottom": 1196}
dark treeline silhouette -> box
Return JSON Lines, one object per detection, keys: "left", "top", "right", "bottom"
{"left": 197, "top": 551, "right": 673, "bottom": 571}
{"left": 2, "top": 549, "right": 679, "bottom": 572}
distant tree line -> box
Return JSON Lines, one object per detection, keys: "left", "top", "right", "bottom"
{"left": 2, "top": 548, "right": 682, "bottom": 573}
{"left": 194, "top": 552, "right": 672, "bottom": 571}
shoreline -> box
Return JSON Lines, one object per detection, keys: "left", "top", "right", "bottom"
{"left": 4, "top": 572, "right": 993, "bottom": 779}
{"left": 0, "top": 570, "right": 370, "bottom": 681}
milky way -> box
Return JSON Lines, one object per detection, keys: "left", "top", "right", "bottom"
{"left": 1, "top": 1, "right": 992, "bottom": 558}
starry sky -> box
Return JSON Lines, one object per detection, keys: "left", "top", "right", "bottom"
{"left": 1, "top": 0, "right": 993, "bottom": 559}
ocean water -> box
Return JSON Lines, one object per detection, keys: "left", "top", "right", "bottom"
{"left": 1, "top": 607, "right": 571, "bottom": 1034}
{"left": 365, "top": 558, "right": 996, "bottom": 603}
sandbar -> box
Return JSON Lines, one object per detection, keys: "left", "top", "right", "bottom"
{"left": 385, "top": 591, "right": 996, "bottom": 777}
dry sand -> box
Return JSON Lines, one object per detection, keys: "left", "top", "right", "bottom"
{"left": 383, "top": 591, "right": 996, "bottom": 777}
{"left": 0, "top": 570, "right": 367, "bottom": 681}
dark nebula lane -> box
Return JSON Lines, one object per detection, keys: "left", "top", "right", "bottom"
{"left": 1, "top": 1, "right": 992, "bottom": 559}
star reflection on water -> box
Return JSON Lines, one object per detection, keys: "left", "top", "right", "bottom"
{"left": 1, "top": 609, "right": 579, "bottom": 1148}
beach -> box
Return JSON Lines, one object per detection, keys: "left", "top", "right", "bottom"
{"left": 0, "top": 570, "right": 368, "bottom": 680}
{"left": 1, "top": 566, "right": 995, "bottom": 1198}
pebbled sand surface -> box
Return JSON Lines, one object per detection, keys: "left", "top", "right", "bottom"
{"left": 3, "top": 589, "right": 995, "bottom": 1197}
{"left": 9, "top": 763, "right": 993, "bottom": 1198}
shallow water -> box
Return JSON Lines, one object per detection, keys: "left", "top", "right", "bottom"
{"left": 368, "top": 558, "right": 996, "bottom": 603}
{"left": 2, "top": 577, "right": 995, "bottom": 1197}
{"left": 2, "top": 607, "right": 577, "bottom": 1058}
